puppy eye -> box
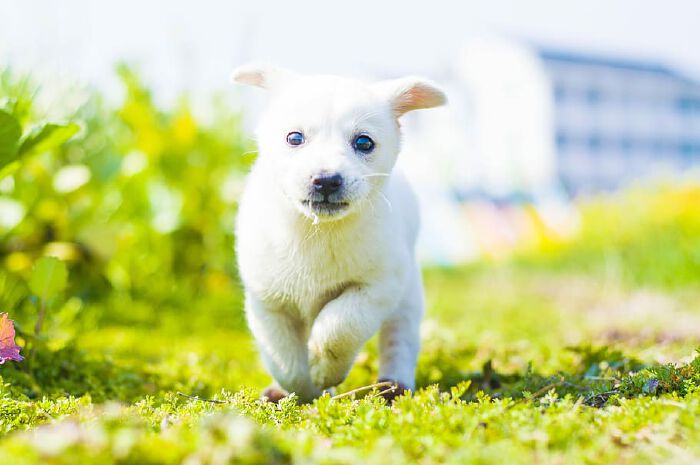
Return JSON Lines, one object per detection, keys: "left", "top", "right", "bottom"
{"left": 353, "top": 135, "right": 374, "bottom": 154}
{"left": 286, "top": 131, "right": 305, "bottom": 146}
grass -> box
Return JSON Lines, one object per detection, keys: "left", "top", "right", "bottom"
{"left": 2, "top": 265, "right": 700, "bottom": 464}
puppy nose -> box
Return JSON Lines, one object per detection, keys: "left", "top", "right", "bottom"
{"left": 312, "top": 173, "right": 343, "bottom": 197}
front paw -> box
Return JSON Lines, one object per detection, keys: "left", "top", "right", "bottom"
{"left": 261, "top": 384, "right": 289, "bottom": 403}
{"left": 308, "top": 344, "right": 347, "bottom": 389}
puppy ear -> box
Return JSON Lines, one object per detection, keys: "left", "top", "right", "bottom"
{"left": 231, "top": 63, "right": 297, "bottom": 90}
{"left": 374, "top": 77, "right": 447, "bottom": 117}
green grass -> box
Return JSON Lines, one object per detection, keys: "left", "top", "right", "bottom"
{"left": 2, "top": 265, "right": 700, "bottom": 464}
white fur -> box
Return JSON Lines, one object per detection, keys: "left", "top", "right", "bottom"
{"left": 232, "top": 65, "right": 446, "bottom": 402}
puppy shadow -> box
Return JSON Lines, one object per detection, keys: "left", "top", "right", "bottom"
{"left": 415, "top": 345, "right": 648, "bottom": 405}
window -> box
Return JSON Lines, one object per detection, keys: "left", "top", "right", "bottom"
{"left": 620, "top": 137, "right": 634, "bottom": 154}
{"left": 556, "top": 130, "right": 569, "bottom": 149}
{"left": 677, "top": 96, "right": 700, "bottom": 115}
{"left": 586, "top": 88, "right": 602, "bottom": 106}
{"left": 588, "top": 134, "right": 602, "bottom": 152}
{"left": 554, "top": 84, "right": 567, "bottom": 102}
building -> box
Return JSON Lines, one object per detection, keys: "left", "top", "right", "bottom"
{"left": 543, "top": 49, "right": 700, "bottom": 194}
{"left": 399, "top": 38, "right": 700, "bottom": 263}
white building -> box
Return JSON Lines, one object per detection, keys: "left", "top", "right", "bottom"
{"left": 543, "top": 48, "right": 700, "bottom": 194}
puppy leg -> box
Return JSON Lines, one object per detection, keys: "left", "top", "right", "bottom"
{"left": 379, "top": 269, "right": 425, "bottom": 400}
{"left": 378, "top": 269, "right": 423, "bottom": 395}
{"left": 308, "top": 284, "right": 397, "bottom": 390}
{"left": 246, "top": 293, "right": 321, "bottom": 402}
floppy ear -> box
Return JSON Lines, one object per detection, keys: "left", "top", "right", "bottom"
{"left": 374, "top": 77, "right": 447, "bottom": 117}
{"left": 230, "top": 63, "right": 297, "bottom": 90}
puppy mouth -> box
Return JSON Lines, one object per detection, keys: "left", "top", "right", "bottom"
{"left": 301, "top": 199, "right": 350, "bottom": 215}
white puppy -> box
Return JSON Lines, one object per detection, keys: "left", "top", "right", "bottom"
{"left": 232, "top": 64, "right": 446, "bottom": 403}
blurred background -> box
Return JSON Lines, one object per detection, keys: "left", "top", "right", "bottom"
{"left": 3, "top": 0, "right": 698, "bottom": 266}
{"left": 0, "top": 0, "right": 699, "bottom": 405}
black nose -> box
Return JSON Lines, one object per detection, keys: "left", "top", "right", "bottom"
{"left": 312, "top": 173, "right": 343, "bottom": 197}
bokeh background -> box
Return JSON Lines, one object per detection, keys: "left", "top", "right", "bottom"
{"left": 3, "top": 0, "right": 699, "bottom": 265}
{"left": 1, "top": 0, "right": 699, "bottom": 359}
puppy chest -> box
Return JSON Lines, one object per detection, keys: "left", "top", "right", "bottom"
{"left": 245, "top": 236, "right": 377, "bottom": 309}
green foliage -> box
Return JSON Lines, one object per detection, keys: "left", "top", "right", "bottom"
{"left": 17, "top": 122, "right": 80, "bottom": 159}
{"left": 518, "top": 185, "right": 700, "bottom": 289}
{"left": 28, "top": 257, "right": 67, "bottom": 301}
{"left": 0, "top": 104, "right": 79, "bottom": 179}
{"left": 2, "top": 383, "right": 700, "bottom": 464}
{"left": 0, "top": 109, "right": 22, "bottom": 168}
{"left": 1, "top": 262, "right": 699, "bottom": 463}
{"left": 0, "top": 66, "right": 252, "bottom": 333}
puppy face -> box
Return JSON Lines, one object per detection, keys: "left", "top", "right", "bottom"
{"left": 233, "top": 65, "right": 446, "bottom": 222}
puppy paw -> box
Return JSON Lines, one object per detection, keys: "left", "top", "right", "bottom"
{"left": 377, "top": 379, "right": 410, "bottom": 403}
{"left": 308, "top": 345, "right": 347, "bottom": 389}
{"left": 261, "top": 385, "right": 288, "bottom": 403}
{"left": 308, "top": 350, "right": 333, "bottom": 389}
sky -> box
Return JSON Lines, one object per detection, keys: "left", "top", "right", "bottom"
{"left": 2, "top": 0, "right": 699, "bottom": 104}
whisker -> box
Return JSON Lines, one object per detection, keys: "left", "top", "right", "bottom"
{"left": 366, "top": 194, "right": 378, "bottom": 216}
{"left": 290, "top": 218, "right": 320, "bottom": 261}
{"left": 378, "top": 191, "right": 393, "bottom": 210}
{"left": 361, "top": 173, "right": 390, "bottom": 179}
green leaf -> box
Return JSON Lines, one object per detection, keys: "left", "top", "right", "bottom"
{"left": 0, "top": 110, "right": 21, "bottom": 169}
{"left": 18, "top": 122, "right": 79, "bottom": 157}
{"left": 0, "top": 160, "right": 20, "bottom": 180}
{"left": 28, "top": 257, "right": 68, "bottom": 301}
